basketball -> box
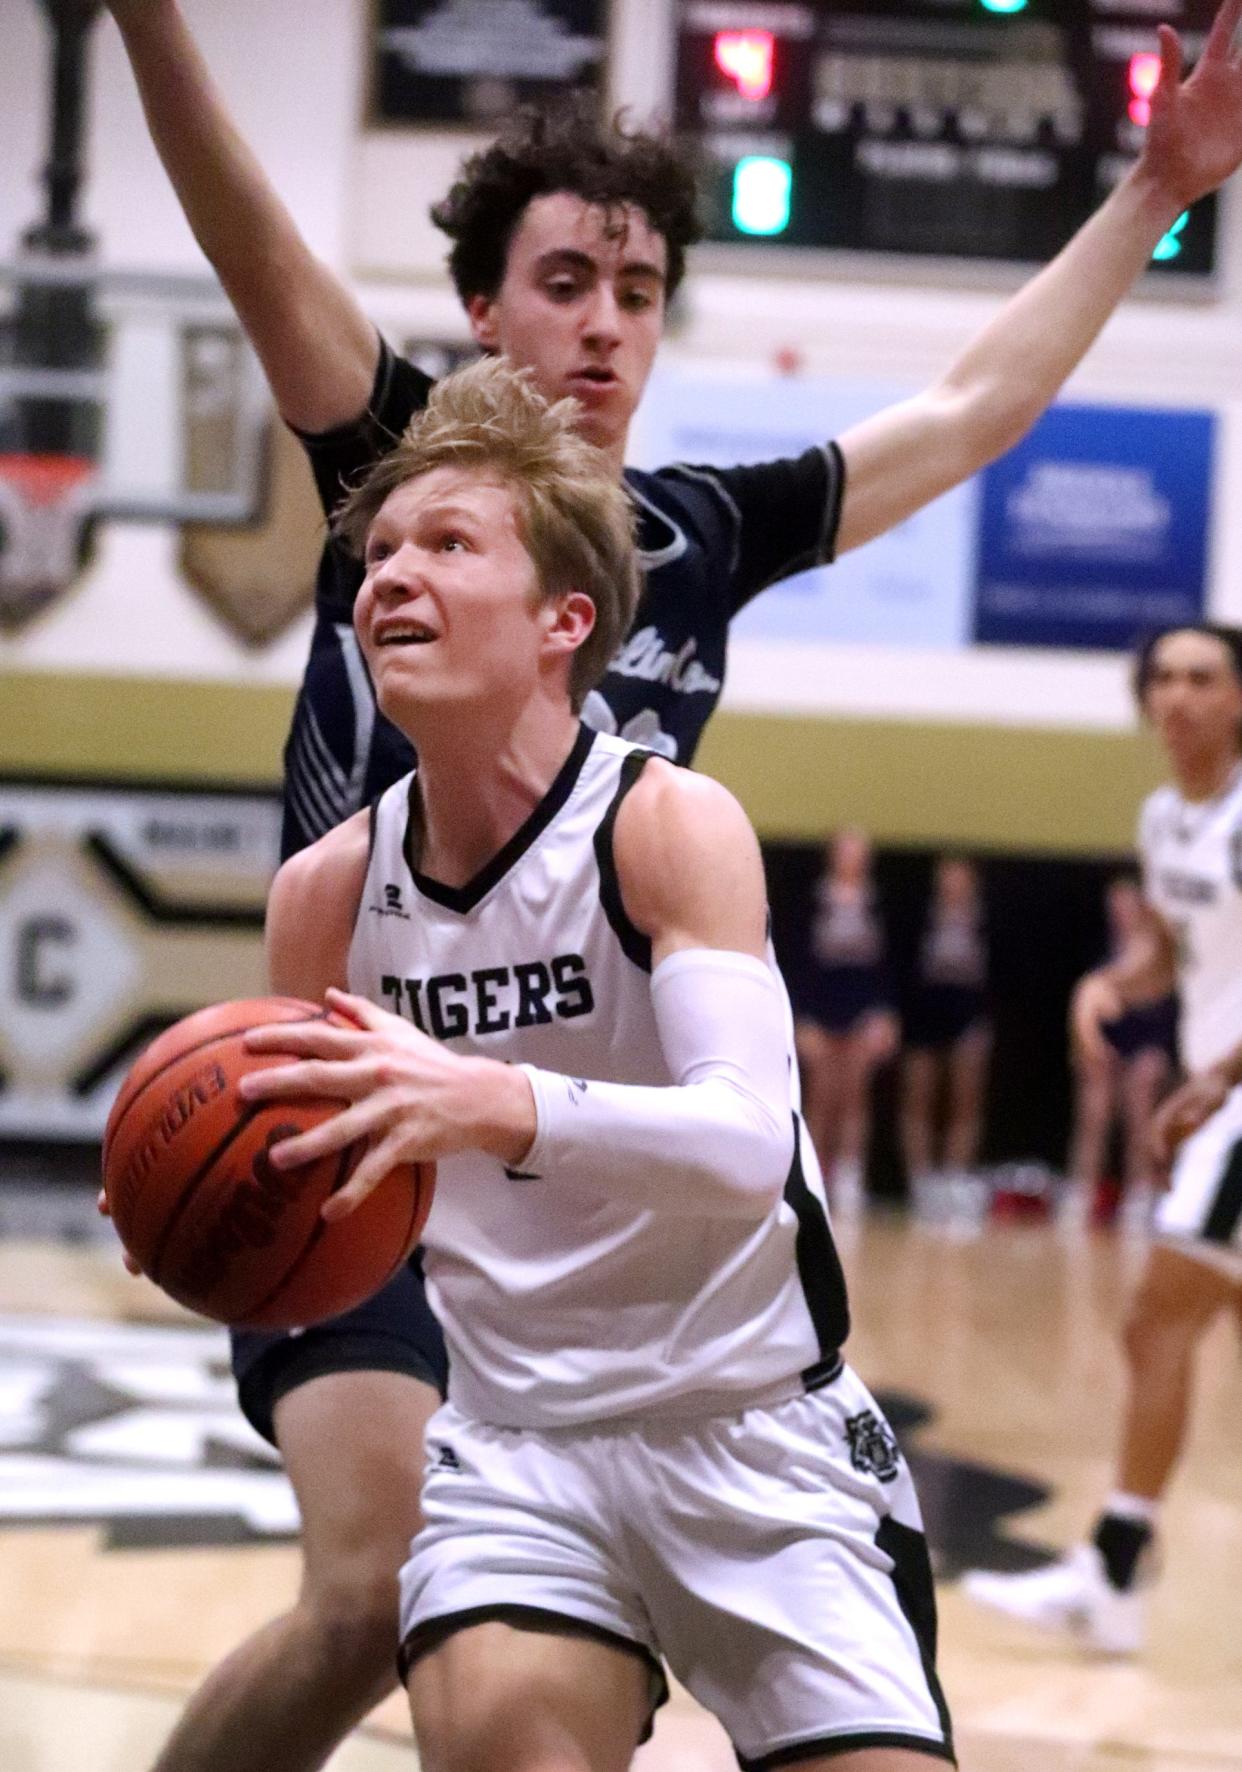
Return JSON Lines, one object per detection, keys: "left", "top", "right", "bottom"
{"left": 100, "top": 997, "right": 435, "bottom": 1330}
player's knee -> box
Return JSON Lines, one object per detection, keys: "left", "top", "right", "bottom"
{"left": 413, "top": 1701, "right": 593, "bottom": 1772}
{"left": 299, "top": 1555, "right": 403, "bottom": 1691}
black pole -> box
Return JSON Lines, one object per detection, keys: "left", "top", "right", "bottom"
{"left": 24, "top": 0, "right": 106, "bottom": 255}
{"left": 8, "top": 0, "right": 107, "bottom": 459}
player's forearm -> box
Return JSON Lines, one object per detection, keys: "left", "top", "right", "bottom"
{"left": 935, "top": 167, "right": 1184, "bottom": 467}
{"left": 110, "top": 0, "right": 377, "bottom": 429}
{"left": 510, "top": 951, "right": 796, "bottom": 1219}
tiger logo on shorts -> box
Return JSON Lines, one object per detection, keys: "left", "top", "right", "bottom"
{"left": 845, "top": 1409, "right": 901, "bottom": 1483}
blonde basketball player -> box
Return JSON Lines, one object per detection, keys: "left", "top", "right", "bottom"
{"left": 965, "top": 623, "right": 1242, "bottom": 1654}
{"left": 237, "top": 356, "right": 954, "bottom": 1771}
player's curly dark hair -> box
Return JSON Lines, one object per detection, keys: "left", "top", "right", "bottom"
{"left": 430, "top": 97, "right": 701, "bottom": 303}
{"left": 1133, "top": 622, "right": 1242, "bottom": 706}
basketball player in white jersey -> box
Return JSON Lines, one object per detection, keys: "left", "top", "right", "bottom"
{"left": 964, "top": 623, "right": 1242, "bottom": 1655}
{"left": 237, "top": 356, "right": 954, "bottom": 1770}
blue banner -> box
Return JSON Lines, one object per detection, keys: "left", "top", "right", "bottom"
{"left": 972, "top": 404, "right": 1215, "bottom": 652}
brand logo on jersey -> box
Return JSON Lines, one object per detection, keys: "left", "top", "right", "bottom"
{"left": 382, "top": 954, "right": 595, "bottom": 1041}
{"left": 370, "top": 883, "right": 411, "bottom": 920}
{"left": 844, "top": 1409, "right": 901, "bottom": 1483}
{"left": 434, "top": 1443, "right": 461, "bottom": 1471}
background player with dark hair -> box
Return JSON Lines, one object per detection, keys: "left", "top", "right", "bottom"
{"left": 965, "top": 623, "right": 1242, "bottom": 1655}
{"left": 99, "top": 0, "right": 1242, "bottom": 1763}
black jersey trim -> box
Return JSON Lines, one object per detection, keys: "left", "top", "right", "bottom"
{"left": 1203, "top": 1138, "right": 1242, "bottom": 1243}
{"left": 876, "top": 1515, "right": 956, "bottom": 1754}
{"left": 403, "top": 724, "right": 596, "bottom": 915}
{"left": 821, "top": 440, "right": 846, "bottom": 566}
{"left": 593, "top": 750, "right": 657, "bottom": 973}
{"left": 290, "top": 332, "right": 421, "bottom": 453}
{"left": 398, "top": 1604, "right": 668, "bottom": 1728}
{"left": 737, "top": 1731, "right": 955, "bottom": 1770}
{"left": 784, "top": 1113, "right": 851, "bottom": 1361}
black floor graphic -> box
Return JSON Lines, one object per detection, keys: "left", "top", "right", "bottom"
{"left": 879, "top": 1390, "right": 1055, "bottom": 1579}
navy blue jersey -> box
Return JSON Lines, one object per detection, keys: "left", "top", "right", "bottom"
{"left": 282, "top": 338, "right": 845, "bottom": 859}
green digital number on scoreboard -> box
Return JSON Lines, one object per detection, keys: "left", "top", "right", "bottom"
{"left": 676, "top": 0, "right": 1220, "bottom": 277}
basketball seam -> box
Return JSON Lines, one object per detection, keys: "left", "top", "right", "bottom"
{"left": 147, "top": 1106, "right": 267, "bottom": 1287}
{"left": 101, "top": 1002, "right": 327, "bottom": 1168}
{"left": 236, "top": 1137, "right": 360, "bottom": 1325}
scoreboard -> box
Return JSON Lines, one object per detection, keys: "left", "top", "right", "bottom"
{"left": 676, "top": 0, "right": 1221, "bottom": 277}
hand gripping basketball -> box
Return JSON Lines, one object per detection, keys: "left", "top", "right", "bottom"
{"left": 100, "top": 997, "right": 435, "bottom": 1329}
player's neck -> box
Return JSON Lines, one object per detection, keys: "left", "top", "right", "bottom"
{"left": 409, "top": 701, "right": 582, "bottom": 888}
{"left": 1171, "top": 747, "right": 1242, "bottom": 804}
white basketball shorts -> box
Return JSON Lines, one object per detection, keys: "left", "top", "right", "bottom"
{"left": 398, "top": 1365, "right": 954, "bottom": 1768}
{"left": 1154, "top": 1083, "right": 1242, "bottom": 1279}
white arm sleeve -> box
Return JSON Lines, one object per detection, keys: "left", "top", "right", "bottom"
{"left": 519, "top": 948, "right": 795, "bottom": 1218}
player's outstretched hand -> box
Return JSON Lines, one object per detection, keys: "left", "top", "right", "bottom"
{"left": 1142, "top": 0, "right": 1242, "bottom": 209}
{"left": 1070, "top": 970, "right": 1126, "bottom": 1064}
{"left": 1149, "top": 1068, "right": 1231, "bottom": 1166}
{"left": 240, "top": 987, "right": 535, "bottom": 1218}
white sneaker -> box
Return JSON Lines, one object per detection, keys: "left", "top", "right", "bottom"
{"left": 831, "top": 1160, "right": 866, "bottom": 1217}
{"left": 1118, "top": 1184, "right": 1157, "bottom": 1237}
{"left": 961, "top": 1543, "right": 1148, "bottom": 1655}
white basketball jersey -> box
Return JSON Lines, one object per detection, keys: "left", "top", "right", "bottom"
{"left": 348, "top": 728, "right": 848, "bottom": 1429}
{"left": 1140, "top": 767, "right": 1242, "bottom": 1073}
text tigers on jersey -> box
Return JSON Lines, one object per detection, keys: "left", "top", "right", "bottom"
{"left": 381, "top": 954, "right": 595, "bottom": 1040}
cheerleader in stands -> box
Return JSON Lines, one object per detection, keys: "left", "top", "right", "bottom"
{"left": 795, "top": 829, "right": 899, "bottom": 1213}
{"left": 901, "top": 857, "right": 993, "bottom": 1223}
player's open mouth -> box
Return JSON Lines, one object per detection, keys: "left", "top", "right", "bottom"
{"left": 375, "top": 622, "right": 437, "bottom": 647}
{"left": 569, "top": 368, "right": 618, "bottom": 388}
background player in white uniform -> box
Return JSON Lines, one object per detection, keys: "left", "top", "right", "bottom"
{"left": 964, "top": 624, "right": 1242, "bottom": 1655}
{"left": 238, "top": 357, "right": 955, "bottom": 1770}
{"left": 98, "top": 3, "right": 1242, "bottom": 1764}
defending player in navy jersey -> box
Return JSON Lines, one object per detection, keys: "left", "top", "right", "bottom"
{"left": 241, "top": 354, "right": 954, "bottom": 1772}
{"left": 100, "top": 2, "right": 1242, "bottom": 1765}
{"left": 964, "top": 625, "right": 1242, "bottom": 1655}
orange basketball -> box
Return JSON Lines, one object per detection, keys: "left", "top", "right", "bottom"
{"left": 101, "top": 997, "right": 435, "bottom": 1330}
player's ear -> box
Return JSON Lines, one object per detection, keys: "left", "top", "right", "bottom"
{"left": 542, "top": 590, "right": 596, "bottom": 657}
{"left": 466, "top": 294, "right": 499, "bottom": 352}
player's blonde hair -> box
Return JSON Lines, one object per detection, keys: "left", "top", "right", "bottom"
{"left": 335, "top": 357, "right": 639, "bottom": 710}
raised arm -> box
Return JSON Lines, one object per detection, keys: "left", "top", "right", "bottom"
{"left": 105, "top": 0, "right": 379, "bottom": 430}
{"left": 836, "top": 0, "right": 1242, "bottom": 555}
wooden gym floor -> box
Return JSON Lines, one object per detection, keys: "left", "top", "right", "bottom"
{"left": 0, "top": 1200, "right": 1239, "bottom": 1772}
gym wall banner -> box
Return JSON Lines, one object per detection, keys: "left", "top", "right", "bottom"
{"left": 972, "top": 404, "right": 1216, "bottom": 652}
{"left": 632, "top": 368, "right": 978, "bottom": 649}
{"left": 0, "top": 780, "right": 277, "bottom": 1142}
